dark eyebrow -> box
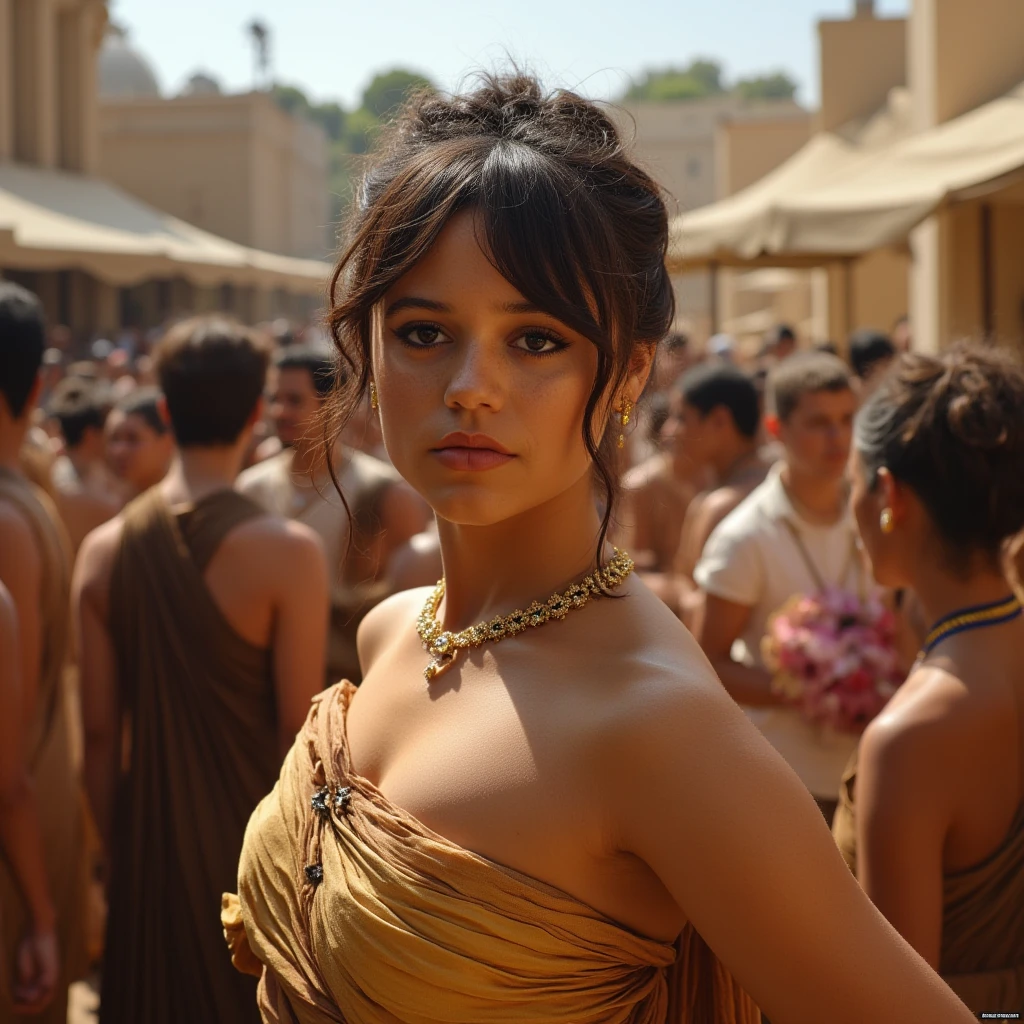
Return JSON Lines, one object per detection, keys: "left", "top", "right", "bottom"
{"left": 500, "top": 301, "right": 546, "bottom": 315}
{"left": 384, "top": 297, "right": 452, "bottom": 317}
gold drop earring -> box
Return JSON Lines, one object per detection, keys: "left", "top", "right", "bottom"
{"left": 617, "top": 396, "right": 633, "bottom": 450}
{"left": 880, "top": 508, "right": 894, "bottom": 534}
{"left": 369, "top": 380, "right": 379, "bottom": 411}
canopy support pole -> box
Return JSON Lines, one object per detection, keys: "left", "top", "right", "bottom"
{"left": 980, "top": 203, "right": 994, "bottom": 341}
{"left": 709, "top": 261, "right": 720, "bottom": 335}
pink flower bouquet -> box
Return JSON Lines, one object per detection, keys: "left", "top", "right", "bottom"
{"left": 761, "top": 587, "right": 902, "bottom": 735}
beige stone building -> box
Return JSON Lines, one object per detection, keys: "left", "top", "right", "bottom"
{"left": 0, "top": 2, "right": 327, "bottom": 343}
{"left": 670, "top": 0, "right": 1024, "bottom": 353}
{"left": 98, "top": 31, "right": 331, "bottom": 262}
{"left": 611, "top": 96, "right": 813, "bottom": 345}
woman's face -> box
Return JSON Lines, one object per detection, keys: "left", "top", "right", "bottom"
{"left": 375, "top": 210, "right": 614, "bottom": 527}
{"left": 849, "top": 447, "right": 902, "bottom": 588}
{"left": 106, "top": 409, "right": 173, "bottom": 493}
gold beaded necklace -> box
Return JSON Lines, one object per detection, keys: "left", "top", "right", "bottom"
{"left": 416, "top": 549, "right": 635, "bottom": 682}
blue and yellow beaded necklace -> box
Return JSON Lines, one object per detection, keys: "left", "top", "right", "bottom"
{"left": 921, "top": 594, "right": 1024, "bottom": 658}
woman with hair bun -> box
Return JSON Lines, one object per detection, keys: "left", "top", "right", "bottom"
{"left": 837, "top": 344, "right": 1024, "bottom": 1015}
{"left": 224, "top": 74, "right": 974, "bottom": 1024}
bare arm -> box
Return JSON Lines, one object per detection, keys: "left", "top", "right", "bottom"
{"left": 611, "top": 666, "right": 974, "bottom": 1024}
{"left": 73, "top": 521, "right": 122, "bottom": 861}
{"left": 0, "top": 504, "right": 42, "bottom": 731}
{"left": 0, "top": 585, "right": 54, "bottom": 930}
{"left": 695, "top": 593, "right": 783, "bottom": 707}
{"left": 0, "top": 583, "right": 59, "bottom": 1012}
{"left": 855, "top": 695, "right": 947, "bottom": 969}
{"left": 271, "top": 525, "right": 330, "bottom": 756}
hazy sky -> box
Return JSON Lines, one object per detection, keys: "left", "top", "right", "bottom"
{"left": 113, "top": 0, "right": 909, "bottom": 110}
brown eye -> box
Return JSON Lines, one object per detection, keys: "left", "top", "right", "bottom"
{"left": 512, "top": 331, "right": 567, "bottom": 356}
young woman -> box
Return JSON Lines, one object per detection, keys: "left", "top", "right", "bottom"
{"left": 836, "top": 346, "right": 1024, "bottom": 1014}
{"left": 224, "top": 75, "right": 975, "bottom": 1024}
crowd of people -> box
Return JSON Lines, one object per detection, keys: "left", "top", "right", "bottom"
{"left": 0, "top": 71, "right": 1021, "bottom": 1024}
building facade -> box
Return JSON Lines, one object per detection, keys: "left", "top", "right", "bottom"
{"left": 0, "top": 5, "right": 326, "bottom": 345}
{"left": 99, "top": 88, "right": 331, "bottom": 262}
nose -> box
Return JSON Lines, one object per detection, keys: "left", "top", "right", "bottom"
{"left": 444, "top": 340, "right": 504, "bottom": 412}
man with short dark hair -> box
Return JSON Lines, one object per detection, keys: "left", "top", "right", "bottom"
{"left": 695, "top": 352, "right": 862, "bottom": 821}
{"left": 104, "top": 387, "right": 173, "bottom": 497}
{"left": 238, "top": 344, "right": 427, "bottom": 684}
{"left": 663, "top": 363, "right": 771, "bottom": 627}
{"left": 47, "top": 377, "right": 121, "bottom": 551}
{"left": 848, "top": 328, "right": 896, "bottom": 397}
{"left": 74, "top": 316, "right": 329, "bottom": 1024}
{"left": 0, "top": 281, "right": 87, "bottom": 1022}
{"left": 762, "top": 323, "right": 797, "bottom": 365}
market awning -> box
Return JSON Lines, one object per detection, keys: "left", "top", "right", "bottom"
{"left": 669, "top": 82, "right": 1024, "bottom": 271}
{"left": 0, "top": 163, "right": 330, "bottom": 294}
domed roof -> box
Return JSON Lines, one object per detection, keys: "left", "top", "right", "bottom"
{"left": 98, "top": 24, "right": 161, "bottom": 99}
{"left": 181, "top": 72, "right": 223, "bottom": 97}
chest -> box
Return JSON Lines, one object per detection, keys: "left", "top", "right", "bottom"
{"left": 347, "top": 656, "right": 599, "bottom": 851}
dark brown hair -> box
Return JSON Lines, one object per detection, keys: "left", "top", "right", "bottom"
{"left": 154, "top": 316, "right": 269, "bottom": 447}
{"left": 323, "top": 72, "right": 675, "bottom": 560}
{"left": 768, "top": 351, "right": 852, "bottom": 422}
{"left": 855, "top": 344, "right": 1024, "bottom": 571}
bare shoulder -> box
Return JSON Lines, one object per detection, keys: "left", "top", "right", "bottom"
{"left": 577, "top": 578, "right": 739, "bottom": 735}
{"left": 859, "top": 663, "right": 974, "bottom": 782}
{"left": 227, "top": 512, "right": 325, "bottom": 565}
{"left": 357, "top": 587, "right": 432, "bottom": 674}
{"left": 0, "top": 498, "right": 38, "bottom": 558}
{"left": 75, "top": 515, "right": 127, "bottom": 603}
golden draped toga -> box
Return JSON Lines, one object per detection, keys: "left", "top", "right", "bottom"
{"left": 225, "top": 681, "right": 760, "bottom": 1023}
{"left": 0, "top": 469, "right": 88, "bottom": 1024}
{"left": 834, "top": 755, "right": 1024, "bottom": 1014}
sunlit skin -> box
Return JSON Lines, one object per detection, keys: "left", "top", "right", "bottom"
{"left": 268, "top": 367, "right": 321, "bottom": 450}
{"left": 105, "top": 409, "right": 173, "bottom": 495}
{"left": 847, "top": 449, "right": 1024, "bottom": 969}
{"left": 347, "top": 210, "right": 975, "bottom": 1023}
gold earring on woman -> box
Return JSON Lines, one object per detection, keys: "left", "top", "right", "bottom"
{"left": 617, "top": 396, "right": 633, "bottom": 450}
{"left": 369, "top": 380, "right": 379, "bottom": 411}
{"left": 880, "top": 508, "right": 894, "bottom": 534}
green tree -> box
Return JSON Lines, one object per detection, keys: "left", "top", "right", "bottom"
{"left": 360, "top": 68, "right": 433, "bottom": 119}
{"left": 624, "top": 59, "right": 725, "bottom": 102}
{"left": 735, "top": 72, "right": 798, "bottom": 101}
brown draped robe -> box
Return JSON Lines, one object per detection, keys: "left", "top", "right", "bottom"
{"left": 0, "top": 470, "right": 88, "bottom": 1024}
{"left": 834, "top": 754, "right": 1024, "bottom": 1013}
{"left": 101, "top": 488, "right": 281, "bottom": 1024}
{"left": 224, "top": 681, "right": 760, "bottom": 1024}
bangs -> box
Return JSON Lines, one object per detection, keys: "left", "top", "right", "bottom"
{"left": 475, "top": 140, "right": 616, "bottom": 353}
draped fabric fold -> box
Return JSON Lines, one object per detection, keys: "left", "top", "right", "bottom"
{"left": 102, "top": 488, "right": 279, "bottom": 1024}
{"left": 228, "top": 681, "right": 760, "bottom": 1023}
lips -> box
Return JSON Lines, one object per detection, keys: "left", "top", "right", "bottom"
{"left": 430, "top": 432, "right": 516, "bottom": 472}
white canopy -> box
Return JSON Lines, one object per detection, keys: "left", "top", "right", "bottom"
{"left": 0, "top": 164, "right": 329, "bottom": 294}
{"left": 670, "top": 82, "right": 1024, "bottom": 270}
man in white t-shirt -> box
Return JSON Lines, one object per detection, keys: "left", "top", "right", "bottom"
{"left": 695, "top": 352, "right": 862, "bottom": 821}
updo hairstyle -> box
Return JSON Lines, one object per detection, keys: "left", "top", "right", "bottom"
{"left": 855, "top": 344, "right": 1024, "bottom": 571}
{"left": 324, "top": 72, "right": 675, "bottom": 556}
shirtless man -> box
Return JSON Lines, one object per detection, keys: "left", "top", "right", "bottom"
{"left": 0, "top": 282, "right": 86, "bottom": 1022}
{"left": 47, "top": 377, "right": 121, "bottom": 553}
{"left": 238, "top": 344, "right": 426, "bottom": 682}
{"left": 660, "top": 363, "right": 770, "bottom": 627}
